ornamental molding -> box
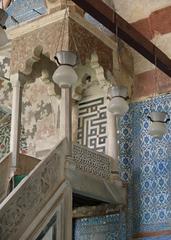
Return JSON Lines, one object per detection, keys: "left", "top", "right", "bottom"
{"left": 73, "top": 52, "right": 111, "bottom": 101}
{"left": 7, "top": 8, "right": 66, "bottom": 40}
{"left": 22, "top": 46, "right": 57, "bottom": 84}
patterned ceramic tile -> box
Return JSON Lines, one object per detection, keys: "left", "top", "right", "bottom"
{"left": 120, "top": 94, "right": 171, "bottom": 237}
{"left": 75, "top": 93, "right": 171, "bottom": 240}
{"left": 74, "top": 214, "right": 126, "bottom": 240}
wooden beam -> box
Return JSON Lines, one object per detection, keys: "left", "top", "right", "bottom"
{"left": 72, "top": 0, "right": 171, "bottom": 77}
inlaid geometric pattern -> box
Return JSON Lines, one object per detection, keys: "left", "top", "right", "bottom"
{"left": 72, "top": 144, "right": 111, "bottom": 179}
{"left": 77, "top": 98, "right": 107, "bottom": 153}
{"left": 119, "top": 94, "right": 171, "bottom": 237}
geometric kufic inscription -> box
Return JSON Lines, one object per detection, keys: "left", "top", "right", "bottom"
{"left": 77, "top": 98, "right": 107, "bottom": 153}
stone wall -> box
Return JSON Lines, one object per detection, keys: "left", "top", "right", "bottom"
{"left": 113, "top": 0, "right": 171, "bottom": 100}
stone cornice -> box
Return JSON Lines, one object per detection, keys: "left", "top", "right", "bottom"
{"left": 7, "top": 9, "right": 66, "bottom": 40}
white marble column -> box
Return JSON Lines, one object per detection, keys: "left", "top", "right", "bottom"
{"left": 56, "top": 184, "right": 72, "bottom": 240}
{"left": 72, "top": 100, "right": 79, "bottom": 144}
{"left": 106, "top": 102, "right": 119, "bottom": 174}
{"left": 63, "top": 185, "right": 72, "bottom": 240}
{"left": 10, "top": 73, "right": 23, "bottom": 171}
{"left": 60, "top": 87, "right": 72, "bottom": 153}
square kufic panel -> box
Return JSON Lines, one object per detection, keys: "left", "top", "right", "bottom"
{"left": 77, "top": 97, "right": 107, "bottom": 152}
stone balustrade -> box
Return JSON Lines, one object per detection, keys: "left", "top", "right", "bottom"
{"left": 72, "top": 143, "right": 118, "bottom": 180}
{"left": 0, "top": 138, "right": 67, "bottom": 240}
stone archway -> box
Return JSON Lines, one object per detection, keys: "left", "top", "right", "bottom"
{"left": 10, "top": 45, "right": 61, "bottom": 167}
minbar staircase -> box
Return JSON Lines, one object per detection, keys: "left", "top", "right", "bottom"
{"left": 0, "top": 138, "right": 126, "bottom": 240}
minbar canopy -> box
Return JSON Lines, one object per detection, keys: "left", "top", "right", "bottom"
{"left": 72, "top": 0, "right": 171, "bottom": 78}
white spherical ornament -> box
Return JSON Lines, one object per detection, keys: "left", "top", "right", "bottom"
{"left": 108, "top": 97, "right": 129, "bottom": 116}
{"left": 148, "top": 121, "right": 167, "bottom": 138}
{"left": 52, "top": 65, "right": 78, "bottom": 88}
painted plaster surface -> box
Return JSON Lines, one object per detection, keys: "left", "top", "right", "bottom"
{"left": 0, "top": 56, "right": 12, "bottom": 108}
{"left": 114, "top": 0, "right": 171, "bottom": 23}
{"left": 0, "top": 80, "right": 11, "bottom": 108}
{"left": 85, "top": 14, "right": 113, "bottom": 36}
{"left": 22, "top": 78, "right": 60, "bottom": 157}
{"left": 120, "top": 94, "right": 171, "bottom": 237}
{"left": 10, "top": 18, "right": 69, "bottom": 74}
{"left": 152, "top": 33, "right": 171, "bottom": 58}
{"left": 69, "top": 19, "right": 113, "bottom": 76}
{"left": 0, "top": 108, "right": 27, "bottom": 160}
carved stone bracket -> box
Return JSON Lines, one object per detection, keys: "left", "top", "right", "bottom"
{"left": 73, "top": 52, "right": 111, "bottom": 101}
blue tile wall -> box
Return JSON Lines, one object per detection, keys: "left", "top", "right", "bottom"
{"left": 139, "top": 237, "right": 171, "bottom": 240}
{"left": 75, "top": 94, "right": 171, "bottom": 240}
{"left": 74, "top": 214, "right": 126, "bottom": 240}
{"left": 6, "top": 0, "right": 47, "bottom": 28}
{"left": 120, "top": 94, "right": 171, "bottom": 238}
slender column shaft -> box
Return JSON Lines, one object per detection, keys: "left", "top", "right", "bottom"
{"left": 72, "top": 100, "right": 79, "bottom": 143}
{"left": 60, "top": 87, "right": 72, "bottom": 150}
{"left": 56, "top": 185, "right": 73, "bottom": 240}
{"left": 106, "top": 105, "right": 119, "bottom": 173}
{"left": 10, "top": 74, "right": 23, "bottom": 170}
{"left": 63, "top": 186, "right": 72, "bottom": 240}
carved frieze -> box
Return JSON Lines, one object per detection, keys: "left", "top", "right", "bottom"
{"left": 0, "top": 138, "right": 67, "bottom": 240}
